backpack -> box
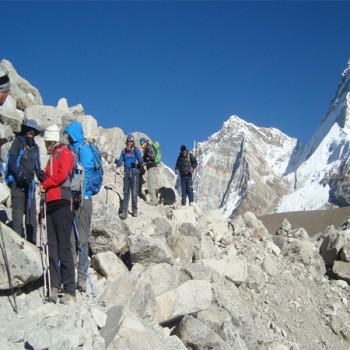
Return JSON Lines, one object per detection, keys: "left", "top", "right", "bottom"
{"left": 5, "top": 136, "right": 40, "bottom": 187}
{"left": 72, "top": 142, "right": 103, "bottom": 196}
{"left": 88, "top": 142, "right": 104, "bottom": 195}
{"left": 152, "top": 141, "right": 162, "bottom": 164}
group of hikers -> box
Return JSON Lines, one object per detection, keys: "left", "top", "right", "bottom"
{"left": 0, "top": 65, "right": 198, "bottom": 304}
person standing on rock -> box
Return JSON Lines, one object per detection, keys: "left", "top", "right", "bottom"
{"left": 64, "top": 121, "right": 94, "bottom": 293}
{"left": 0, "top": 65, "right": 10, "bottom": 106}
{"left": 140, "top": 137, "right": 158, "bottom": 205}
{"left": 116, "top": 134, "right": 144, "bottom": 219}
{"left": 6, "top": 119, "right": 45, "bottom": 244}
{"left": 175, "top": 145, "right": 198, "bottom": 206}
{"left": 39, "top": 124, "right": 76, "bottom": 304}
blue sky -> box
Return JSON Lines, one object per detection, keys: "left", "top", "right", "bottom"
{"left": 2, "top": 1, "right": 350, "bottom": 167}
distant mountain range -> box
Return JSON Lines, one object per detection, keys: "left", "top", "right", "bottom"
{"left": 193, "top": 59, "right": 350, "bottom": 217}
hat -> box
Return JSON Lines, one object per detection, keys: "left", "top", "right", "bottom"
{"left": 180, "top": 145, "right": 187, "bottom": 152}
{"left": 44, "top": 124, "right": 60, "bottom": 142}
{"left": 140, "top": 137, "right": 146, "bottom": 145}
{"left": 127, "top": 134, "right": 134, "bottom": 142}
{"left": 22, "top": 119, "right": 41, "bottom": 136}
{"left": 0, "top": 66, "right": 10, "bottom": 92}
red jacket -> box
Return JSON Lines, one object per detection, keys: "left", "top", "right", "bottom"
{"left": 42, "top": 144, "right": 74, "bottom": 203}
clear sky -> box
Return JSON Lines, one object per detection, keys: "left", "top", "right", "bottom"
{"left": 2, "top": 1, "right": 350, "bottom": 167}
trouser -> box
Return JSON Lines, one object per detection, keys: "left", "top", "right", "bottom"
{"left": 71, "top": 198, "right": 92, "bottom": 284}
{"left": 121, "top": 172, "right": 139, "bottom": 213}
{"left": 147, "top": 166, "right": 158, "bottom": 204}
{"left": 180, "top": 175, "right": 194, "bottom": 206}
{"left": 47, "top": 201, "right": 75, "bottom": 296}
{"left": 11, "top": 184, "right": 37, "bottom": 244}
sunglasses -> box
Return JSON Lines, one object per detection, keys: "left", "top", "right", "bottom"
{"left": 127, "top": 140, "right": 134, "bottom": 143}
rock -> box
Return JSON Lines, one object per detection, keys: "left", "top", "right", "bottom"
{"left": 98, "top": 275, "right": 156, "bottom": 320}
{"left": 175, "top": 315, "right": 232, "bottom": 350}
{"left": 153, "top": 280, "right": 212, "bottom": 324}
{"left": 167, "top": 234, "right": 194, "bottom": 264}
{"left": 129, "top": 234, "right": 174, "bottom": 266}
{"left": 333, "top": 260, "right": 350, "bottom": 283}
{"left": 0, "top": 223, "right": 42, "bottom": 289}
{"left": 100, "top": 306, "right": 170, "bottom": 350}
{"left": 91, "top": 251, "right": 129, "bottom": 281}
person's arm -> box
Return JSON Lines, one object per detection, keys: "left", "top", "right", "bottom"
{"left": 7, "top": 137, "right": 21, "bottom": 180}
{"left": 190, "top": 154, "right": 198, "bottom": 169}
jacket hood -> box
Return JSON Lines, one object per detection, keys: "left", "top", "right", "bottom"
{"left": 64, "top": 121, "right": 84, "bottom": 145}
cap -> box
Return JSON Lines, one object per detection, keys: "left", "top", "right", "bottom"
{"left": 181, "top": 145, "right": 187, "bottom": 152}
{"left": 44, "top": 124, "right": 60, "bottom": 142}
{"left": 140, "top": 137, "right": 146, "bottom": 145}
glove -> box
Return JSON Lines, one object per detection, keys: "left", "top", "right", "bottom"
{"left": 38, "top": 170, "right": 46, "bottom": 183}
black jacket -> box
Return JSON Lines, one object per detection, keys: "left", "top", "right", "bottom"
{"left": 175, "top": 152, "right": 197, "bottom": 177}
{"left": 143, "top": 144, "right": 157, "bottom": 170}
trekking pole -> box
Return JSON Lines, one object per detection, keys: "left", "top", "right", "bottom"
{"left": 39, "top": 193, "right": 51, "bottom": 300}
{"left": 0, "top": 223, "right": 18, "bottom": 314}
{"left": 72, "top": 219, "right": 96, "bottom": 297}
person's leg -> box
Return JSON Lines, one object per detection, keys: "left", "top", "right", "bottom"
{"left": 131, "top": 172, "right": 139, "bottom": 215}
{"left": 75, "top": 199, "right": 92, "bottom": 290}
{"left": 26, "top": 189, "right": 37, "bottom": 245}
{"left": 147, "top": 167, "right": 158, "bottom": 204}
{"left": 55, "top": 205, "right": 75, "bottom": 296}
{"left": 180, "top": 176, "right": 187, "bottom": 206}
{"left": 47, "top": 209, "right": 60, "bottom": 292}
{"left": 11, "top": 186, "right": 25, "bottom": 238}
{"left": 188, "top": 176, "right": 194, "bottom": 204}
{"left": 120, "top": 174, "right": 131, "bottom": 218}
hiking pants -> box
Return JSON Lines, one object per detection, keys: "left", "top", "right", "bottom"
{"left": 71, "top": 198, "right": 92, "bottom": 285}
{"left": 180, "top": 175, "right": 194, "bottom": 206}
{"left": 11, "top": 184, "right": 37, "bottom": 245}
{"left": 121, "top": 172, "right": 139, "bottom": 214}
{"left": 147, "top": 166, "right": 158, "bottom": 204}
{"left": 47, "top": 201, "right": 75, "bottom": 296}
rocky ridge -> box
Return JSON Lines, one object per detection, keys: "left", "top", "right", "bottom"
{"left": 1, "top": 59, "right": 350, "bottom": 349}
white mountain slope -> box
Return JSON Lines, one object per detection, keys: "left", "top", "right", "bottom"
{"left": 277, "top": 59, "right": 350, "bottom": 212}
{"left": 194, "top": 59, "right": 350, "bottom": 217}
{"left": 193, "top": 116, "right": 298, "bottom": 217}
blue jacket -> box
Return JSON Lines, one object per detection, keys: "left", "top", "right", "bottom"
{"left": 117, "top": 147, "right": 143, "bottom": 171}
{"left": 64, "top": 121, "right": 94, "bottom": 199}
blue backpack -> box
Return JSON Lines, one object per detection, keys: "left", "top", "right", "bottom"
{"left": 84, "top": 142, "right": 103, "bottom": 195}
{"left": 5, "top": 136, "right": 39, "bottom": 187}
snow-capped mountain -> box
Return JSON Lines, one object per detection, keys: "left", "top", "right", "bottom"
{"left": 194, "top": 59, "right": 350, "bottom": 217}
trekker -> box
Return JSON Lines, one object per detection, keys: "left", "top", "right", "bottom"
{"left": 116, "top": 134, "right": 144, "bottom": 219}
{"left": 64, "top": 121, "right": 94, "bottom": 293}
{"left": 140, "top": 137, "right": 158, "bottom": 205}
{"left": 7, "top": 119, "right": 44, "bottom": 244}
{"left": 175, "top": 145, "right": 198, "bottom": 206}
{"left": 39, "top": 124, "right": 76, "bottom": 304}
{"left": 0, "top": 65, "right": 10, "bottom": 106}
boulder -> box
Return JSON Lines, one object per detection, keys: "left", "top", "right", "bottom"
{"left": 0, "top": 223, "right": 42, "bottom": 289}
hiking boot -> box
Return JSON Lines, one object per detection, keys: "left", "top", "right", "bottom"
{"left": 132, "top": 210, "right": 138, "bottom": 217}
{"left": 59, "top": 293, "right": 76, "bottom": 305}
{"left": 119, "top": 211, "right": 127, "bottom": 220}
{"left": 48, "top": 287, "right": 58, "bottom": 304}
{"left": 77, "top": 279, "right": 87, "bottom": 293}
